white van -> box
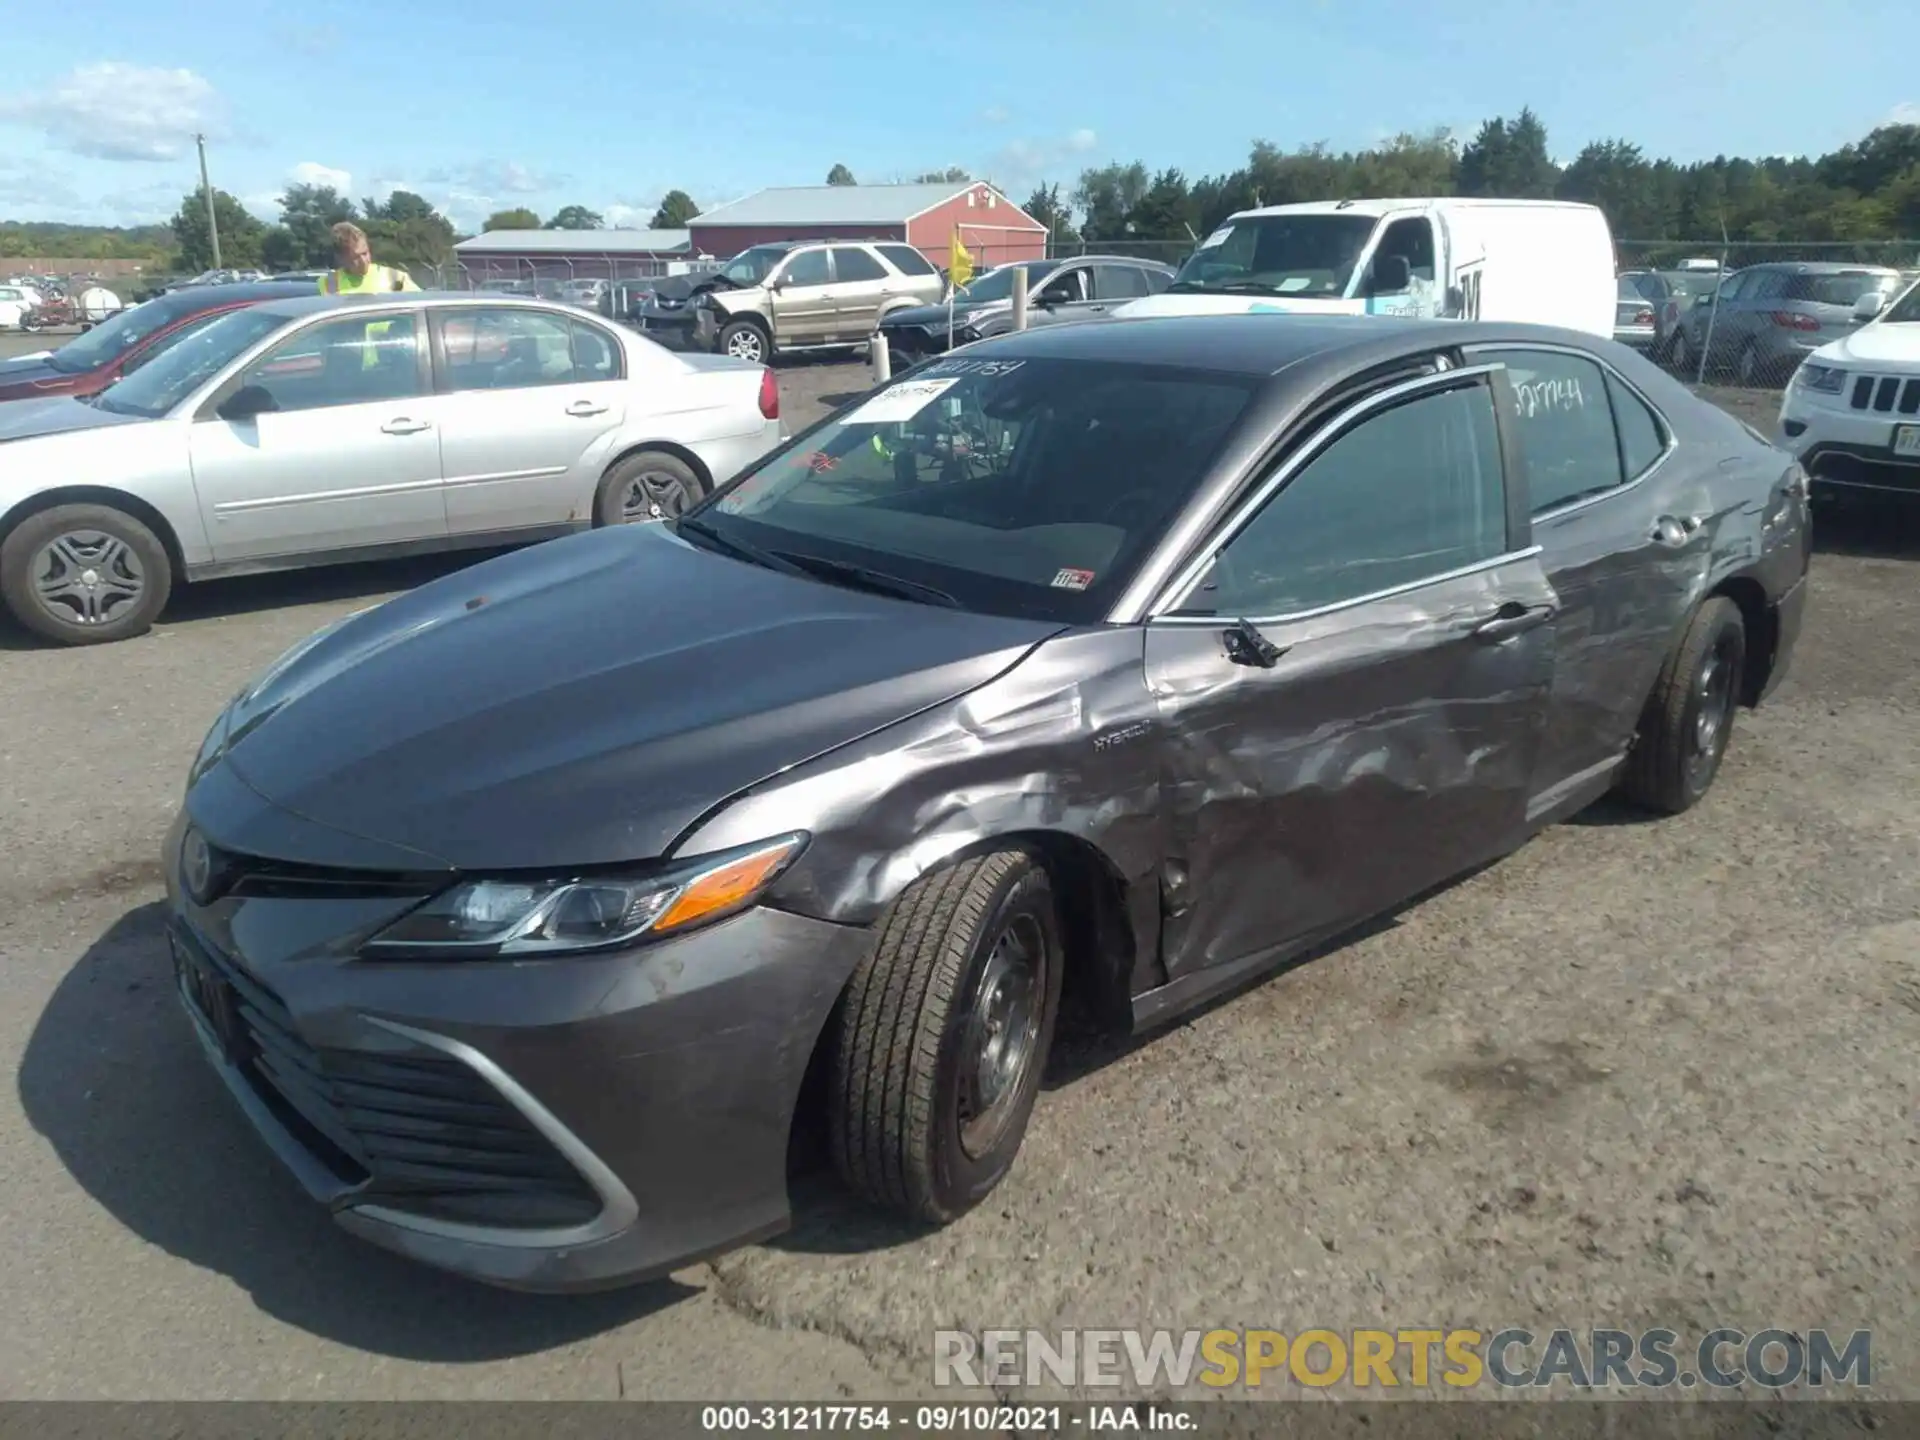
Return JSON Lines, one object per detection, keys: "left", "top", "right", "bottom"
{"left": 1113, "top": 197, "right": 1617, "bottom": 338}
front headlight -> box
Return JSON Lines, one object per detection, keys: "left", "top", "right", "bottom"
{"left": 1796, "top": 362, "right": 1847, "bottom": 394}
{"left": 361, "top": 833, "right": 807, "bottom": 960}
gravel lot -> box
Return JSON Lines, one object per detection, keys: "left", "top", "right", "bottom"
{"left": 1, "top": 340, "right": 1916, "bottom": 1404}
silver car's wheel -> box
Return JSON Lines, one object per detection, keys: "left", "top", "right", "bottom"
{"left": 593, "top": 450, "right": 708, "bottom": 527}
{"left": 0, "top": 503, "right": 172, "bottom": 646}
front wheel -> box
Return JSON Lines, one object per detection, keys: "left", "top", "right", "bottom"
{"left": 1618, "top": 596, "right": 1747, "bottom": 814}
{"left": 829, "top": 849, "right": 1065, "bottom": 1223}
{"left": 0, "top": 503, "right": 173, "bottom": 645}
{"left": 718, "top": 319, "right": 770, "bottom": 363}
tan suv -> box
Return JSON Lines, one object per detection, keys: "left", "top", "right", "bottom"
{"left": 692, "top": 239, "right": 946, "bottom": 363}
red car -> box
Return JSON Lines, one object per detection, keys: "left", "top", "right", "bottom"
{"left": 0, "top": 280, "right": 310, "bottom": 404}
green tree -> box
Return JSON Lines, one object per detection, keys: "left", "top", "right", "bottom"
{"left": 482, "top": 207, "right": 542, "bottom": 231}
{"left": 1128, "top": 168, "right": 1198, "bottom": 242}
{"left": 546, "top": 205, "right": 604, "bottom": 230}
{"left": 363, "top": 190, "right": 441, "bottom": 224}
{"left": 826, "top": 164, "right": 856, "bottom": 186}
{"left": 1073, "top": 162, "right": 1150, "bottom": 241}
{"left": 1022, "top": 183, "right": 1079, "bottom": 245}
{"left": 277, "top": 183, "right": 358, "bottom": 267}
{"left": 1458, "top": 108, "right": 1558, "bottom": 198}
{"left": 650, "top": 189, "right": 700, "bottom": 228}
{"left": 169, "top": 187, "right": 268, "bottom": 272}
{"left": 361, "top": 192, "right": 458, "bottom": 272}
{"left": 915, "top": 167, "right": 972, "bottom": 183}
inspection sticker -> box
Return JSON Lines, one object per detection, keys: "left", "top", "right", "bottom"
{"left": 842, "top": 377, "right": 959, "bottom": 426}
{"left": 1196, "top": 226, "right": 1234, "bottom": 250}
{"left": 1051, "top": 567, "right": 1096, "bottom": 591}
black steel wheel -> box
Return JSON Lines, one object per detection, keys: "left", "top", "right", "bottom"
{"left": 1619, "top": 596, "right": 1747, "bottom": 814}
{"left": 828, "top": 848, "right": 1065, "bottom": 1223}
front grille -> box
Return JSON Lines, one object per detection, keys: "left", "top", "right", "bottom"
{"left": 1848, "top": 374, "right": 1920, "bottom": 415}
{"left": 177, "top": 925, "right": 602, "bottom": 1230}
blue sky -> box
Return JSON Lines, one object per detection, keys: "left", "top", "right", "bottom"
{"left": 2, "top": 0, "right": 1915, "bottom": 232}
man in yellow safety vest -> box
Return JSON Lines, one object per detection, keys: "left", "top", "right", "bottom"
{"left": 318, "top": 221, "right": 419, "bottom": 371}
{"left": 318, "top": 222, "right": 420, "bottom": 295}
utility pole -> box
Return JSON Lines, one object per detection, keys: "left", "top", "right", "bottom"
{"left": 195, "top": 133, "right": 222, "bottom": 269}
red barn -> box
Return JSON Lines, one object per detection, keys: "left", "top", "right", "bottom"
{"left": 688, "top": 181, "right": 1046, "bottom": 269}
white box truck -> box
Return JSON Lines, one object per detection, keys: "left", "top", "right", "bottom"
{"left": 1113, "top": 197, "right": 1617, "bottom": 339}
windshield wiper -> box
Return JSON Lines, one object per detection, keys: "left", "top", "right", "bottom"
{"left": 673, "top": 515, "right": 810, "bottom": 577}
{"left": 774, "top": 551, "right": 961, "bottom": 608}
{"left": 1169, "top": 279, "right": 1292, "bottom": 295}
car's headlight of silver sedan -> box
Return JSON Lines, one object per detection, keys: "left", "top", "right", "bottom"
{"left": 1795, "top": 362, "right": 1847, "bottom": 394}
{"left": 361, "top": 833, "right": 808, "bottom": 960}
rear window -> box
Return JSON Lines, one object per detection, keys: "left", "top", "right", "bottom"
{"left": 877, "top": 245, "right": 937, "bottom": 277}
{"left": 1781, "top": 272, "right": 1896, "bottom": 306}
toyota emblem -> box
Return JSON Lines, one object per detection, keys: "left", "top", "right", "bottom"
{"left": 180, "top": 827, "right": 216, "bottom": 903}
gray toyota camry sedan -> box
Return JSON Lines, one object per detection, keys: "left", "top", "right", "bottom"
{"left": 165, "top": 314, "right": 1810, "bottom": 1291}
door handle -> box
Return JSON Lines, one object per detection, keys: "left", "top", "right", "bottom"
{"left": 1651, "top": 514, "right": 1705, "bottom": 546}
{"left": 565, "top": 400, "right": 609, "bottom": 417}
{"left": 1471, "top": 600, "right": 1556, "bottom": 641}
{"left": 381, "top": 418, "right": 431, "bottom": 435}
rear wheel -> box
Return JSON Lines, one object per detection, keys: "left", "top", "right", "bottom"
{"left": 593, "top": 450, "right": 707, "bottom": 526}
{"left": 0, "top": 503, "right": 172, "bottom": 645}
{"left": 829, "top": 849, "right": 1064, "bottom": 1223}
{"left": 1668, "top": 327, "right": 1693, "bottom": 374}
{"left": 1619, "top": 597, "right": 1746, "bottom": 814}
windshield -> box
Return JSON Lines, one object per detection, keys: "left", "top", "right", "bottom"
{"left": 93, "top": 308, "right": 287, "bottom": 418}
{"left": 688, "top": 355, "right": 1258, "bottom": 623}
{"left": 958, "top": 262, "right": 1059, "bottom": 304}
{"left": 1618, "top": 277, "right": 1656, "bottom": 302}
{"left": 1883, "top": 280, "right": 1920, "bottom": 323}
{"left": 719, "top": 246, "right": 787, "bottom": 285}
{"left": 1168, "top": 214, "right": 1378, "bottom": 298}
{"left": 46, "top": 296, "right": 198, "bottom": 373}
{"left": 1783, "top": 271, "right": 1899, "bottom": 306}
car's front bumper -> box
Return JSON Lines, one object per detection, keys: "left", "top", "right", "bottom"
{"left": 634, "top": 310, "right": 696, "bottom": 347}
{"left": 163, "top": 810, "right": 868, "bottom": 1292}
{"left": 1780, "top": 387, "right": 1920, "bottom": 495}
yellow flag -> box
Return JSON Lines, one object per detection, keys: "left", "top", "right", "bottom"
{"left": 949, "top": 229, "right": 974, "bottom": 290}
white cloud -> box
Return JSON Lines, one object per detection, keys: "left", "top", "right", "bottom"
{"left": 1886, "top": 102, "right": 1920, "bottom": 126}
{"left": 0, "top": 63, "right": 222, "bottom": 161}
{"left": 602, "top": 203, "right": 653, "bottom": 228}
{"left": 242, "top": 190, "right": 285, "bottom": 219}
{"left": 987, "top": 129, "right": 1102, "bottom": 191}
{"left": 423, "top": 159, "right": 566, "bottom": 196}
{"left": 288, "top": 161, "right": 351, "bottom": 192}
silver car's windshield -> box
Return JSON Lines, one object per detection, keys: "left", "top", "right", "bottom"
{"left": 1879, "top": 280, "right": 1920, "bottom": 323}
{"left": 1166, "top": 214, "right": 1378, "bottom": 297}
{"left": 92, "top": 309, "right": 287, "bottom": 418}
{"left": 958, "top": 262, "right": 1058, "bottom": 303}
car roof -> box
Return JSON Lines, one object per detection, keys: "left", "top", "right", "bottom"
{"left": 156, "top": 280, "right": 315, "bottom": 311}
{"left": 1736, "top": 260, "right": 1900, "bottom": 275}
{"left": 960, "top": 312, "right": 1620, "bottom": 377}
{"left": 243, "top": 289, "right": 605, "bottom": 320}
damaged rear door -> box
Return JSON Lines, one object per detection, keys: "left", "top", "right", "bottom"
{"left": 1141, "top": 365, "right": 1556, "bottom": 988}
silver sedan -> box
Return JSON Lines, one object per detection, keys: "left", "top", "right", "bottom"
{"left": 0, "top": 291, "right": 784, "bottom": 645}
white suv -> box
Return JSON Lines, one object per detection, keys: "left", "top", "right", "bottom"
{"left": 1779, "top": 275, "right": 1920, "bottom": 499}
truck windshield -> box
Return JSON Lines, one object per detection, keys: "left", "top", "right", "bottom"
{"left": 1166, "top": 214, "right": 1378, "bottom": 298}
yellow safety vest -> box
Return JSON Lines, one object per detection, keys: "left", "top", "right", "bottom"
{"left": 318, "top": 264, "right": 414, "bottom": 294}
{"left": 319, "top": 265, "right": 416, "bottom": 367}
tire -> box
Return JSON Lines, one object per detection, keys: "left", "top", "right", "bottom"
{"left": 829, "top": 848, "right": 1065, "bottom": 1224}
{"left": 1736, "top": 341, "right": 1779, "bottom": 389}
{"left": 718, "top": 319, "right": 770, "bottom": 363}
{"left": 593, "top": 449, "right": 707, "bottom": 527}
{"left": 1618, "top": 596, "right": 1746, "bottom": 815}
{"left": 0, "top": 503, "right": 172, "bottom": 646}
{"left": 1668, "top": 327, "right": 1692, "bottom": 373}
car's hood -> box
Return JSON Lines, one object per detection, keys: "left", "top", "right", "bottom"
{"left": 210, "top": 523, "right": 1059, "bottom": 871}
{"left": 1813, "top": 323, "right": 1920, "bottom": 369}
{"left": 0, "top": 395, "right": 147, "bottom": 441}
{"left": 1113, "top": 292, "right": 1366, "bottom": 319}
{"left": 883, "top": 297, "right": 1003, "bottom": 328}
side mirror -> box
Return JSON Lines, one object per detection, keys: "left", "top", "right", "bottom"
{"left": 1036, "top": 288, "right": 1070, "bottom": 308}
{"left": 1369, "top": 255, "right": 1411, "bottom": 295}
{"left": 1853, "top": 291, "right": 1886, "bottom": 323}
{"left": 218, "top": 384, "right": 278, "bottom": 422}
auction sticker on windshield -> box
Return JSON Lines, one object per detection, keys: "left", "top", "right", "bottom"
{"left": 843, "top": 378, "right": 959, "bottom": 426}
